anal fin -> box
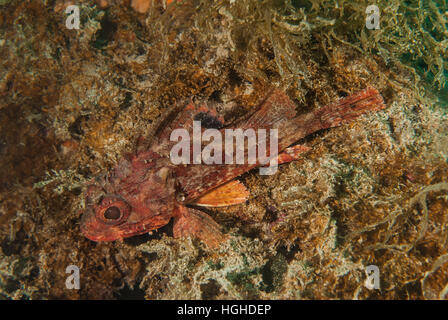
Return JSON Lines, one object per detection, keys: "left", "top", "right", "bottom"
{"left": 193, "top": 180, "right": 249, "bottom": 207}
{"left": 277, "top": 144, "right": 311, "bottom": 165}
{"left": 173, "top": 205, "right": 228, "bottom": 248}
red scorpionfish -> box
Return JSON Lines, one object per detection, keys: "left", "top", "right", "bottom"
{"left": 81, "top": 88, "right": 386, "bottom": 247}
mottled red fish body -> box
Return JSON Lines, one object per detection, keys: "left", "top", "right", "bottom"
{"left": 81, "top": 88, "right": 385, "bottom": 247}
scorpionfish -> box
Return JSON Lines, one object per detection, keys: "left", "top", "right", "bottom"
{"left": 81, "top": 88, "right": 386, "bottom": 247}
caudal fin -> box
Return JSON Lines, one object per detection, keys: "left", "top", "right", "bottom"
{"left": 314, "top": 87, "right": 386, "bottom": 130}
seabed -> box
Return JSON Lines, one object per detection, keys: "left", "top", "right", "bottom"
{"left": 0, "top": 0, "right": 447, "bottom": 299}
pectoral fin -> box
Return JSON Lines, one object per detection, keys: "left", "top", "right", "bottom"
{"left": 193, "top": 180, "right": 249, "bottom": 207}
{"left": 173, "top": 205, "right": 227, "bottom": 248}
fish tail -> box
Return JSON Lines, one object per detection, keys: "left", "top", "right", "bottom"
{"left": 278, "top": 87, "right": 386, "bottom": 148}
{"left": 236, "top": 87, "right": 386, "bottom": 155}
{"left": 313, "top": 87, "right": 386, "bottom": 130}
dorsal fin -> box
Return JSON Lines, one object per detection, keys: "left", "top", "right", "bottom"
{"left": 145, "top": 101, "right": 224, "bottom": 156}
{"left": 236, "top": 89, "right": 297, "bottom": 129}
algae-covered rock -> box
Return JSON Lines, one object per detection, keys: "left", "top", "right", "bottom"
{"left": 0, "top": 0, "right": 447, "bottom": 300}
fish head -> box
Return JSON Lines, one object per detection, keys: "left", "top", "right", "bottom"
{"left": 81, "top": 153, "right": 176, "bottom": 242}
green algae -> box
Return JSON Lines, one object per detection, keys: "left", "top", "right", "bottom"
{"left": 261, "top": 253, "right": 288, "bottom": 293}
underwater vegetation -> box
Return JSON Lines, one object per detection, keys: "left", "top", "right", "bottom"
{"left": 358, "top": 0, "right": 448, "bottom": 104}
{"left": 0, "top": 0, "right": 447, "bottom": 299}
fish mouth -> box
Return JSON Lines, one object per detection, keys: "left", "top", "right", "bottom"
{"left": 80, "top": 207, "right": 170, "bottom": 242}
{"left": 81, "top": 221, "right": 167, "bottom": 242}
{"left": 80, "top": 208, "right": 122, "bottom": 242}
{"left": 81, "top": 224, "right": 119, "bottom": 242}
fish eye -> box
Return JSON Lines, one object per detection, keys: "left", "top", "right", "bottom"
{"left": 96, "top": 198, "right": 130, "bottom": 225}
{"left": 104, "top": 206, "right": 121, "bottom": 220}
